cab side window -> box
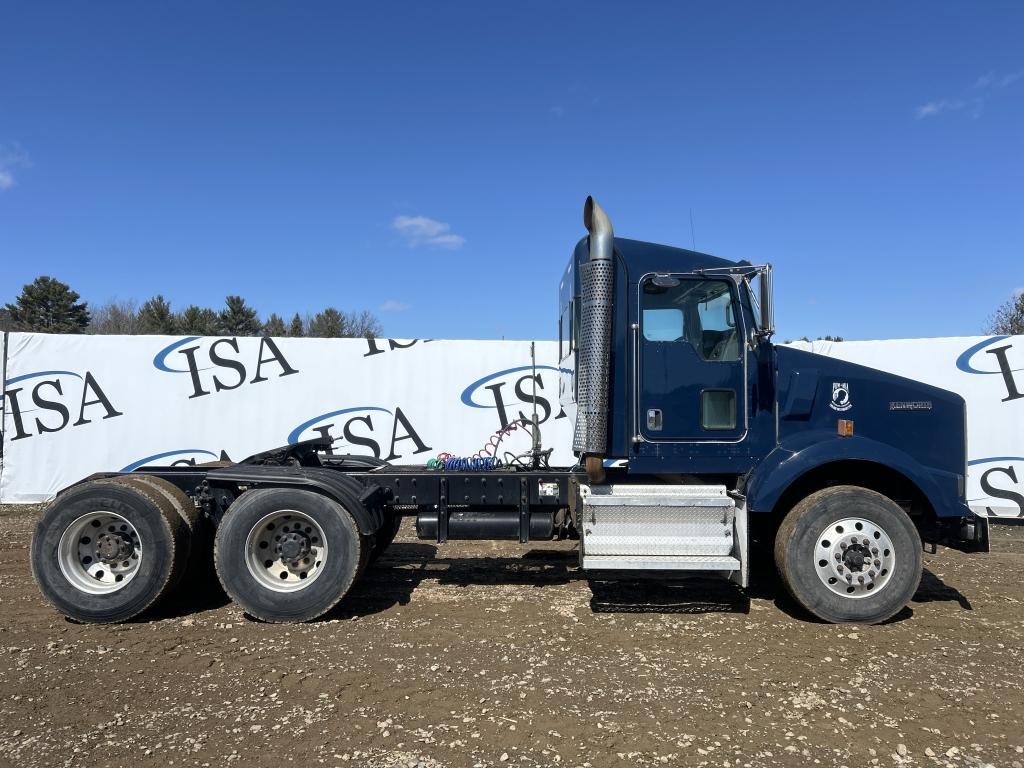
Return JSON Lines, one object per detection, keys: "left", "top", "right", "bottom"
{"left": 641, "top": 278, "right": 740, "bottom": 362}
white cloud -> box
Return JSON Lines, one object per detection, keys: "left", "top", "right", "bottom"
{"left": 380, "top": 299, "right": 411, "bottom": 312}
{"left": 549, "top": 105, "right": 565, "bottom": 117}
{"left": 999, "top": 70, "right": 1024, "bottom": 88}
{"left": 0, "top": 142, "right": 30, "bottom": 191}
{"left": 392, "top": 214, "right": 466, "bottom": 249}
{"left": 915, "top": 98, "right": 968, "bottom": 119}
{"left": 974, "top": 72, "right": 996, "bottom": 89}
{"left": 917, "top": 69, "right": 1024, "bottom": 119}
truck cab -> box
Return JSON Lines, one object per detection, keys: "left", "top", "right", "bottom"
{"left": 559, "top": 197, "right": 978, "bottom": 622}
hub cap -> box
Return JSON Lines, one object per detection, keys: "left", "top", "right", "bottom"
{"left": 244, "top": 510, "right": 328, "bottom": 593}
{"left": 814, "top": 517, "right": 896, "bottom": 599}
{"left": 58, "top": 512, "right": 143, "bottom": 594}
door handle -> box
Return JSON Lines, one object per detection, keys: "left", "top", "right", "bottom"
{"left": 647, "top": 408, "right": 663, "bottom": 431}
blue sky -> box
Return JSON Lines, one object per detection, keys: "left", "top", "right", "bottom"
{"left": 1, "top": 2, "right": 1021, "bottom": 341}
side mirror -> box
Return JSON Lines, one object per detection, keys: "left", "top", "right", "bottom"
{"left": 758, "top": 264, "right": 774, "bottom": 338}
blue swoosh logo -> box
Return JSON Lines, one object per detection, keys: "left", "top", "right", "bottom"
{"left": 4, "top": 370, "right": 82, "bottom": 387}
{"left": 287, "top": 407, "right": 392, "bottom": 445}
{"left": 955, "top": 336, "right": 1023, "bottom": 375}
{"left": 120, "top": 449, "right": 218, "bottom": 472}
{"left": 153, "top": 336, "right": 214, "bottom": 373}
{"left": 460, "top": 365, "right": 572, "bottom": 408}
{"left": 968, "top": 456, "right": 1024, "bottom": 466}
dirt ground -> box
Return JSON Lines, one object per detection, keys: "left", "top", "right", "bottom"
{"left": 1, "top": 505, "right": 1022, "bottom": 768}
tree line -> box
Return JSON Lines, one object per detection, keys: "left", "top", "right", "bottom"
{"left": 0, "top": 276, "right": 382, "bottom": 338}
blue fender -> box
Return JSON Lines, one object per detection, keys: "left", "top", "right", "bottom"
{"left": 746, "top": 431, "right": 968, "bottom": 519}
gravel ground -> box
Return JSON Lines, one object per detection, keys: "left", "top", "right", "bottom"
{"left": 1, "top": 503, "right": 1022, "bottom": 768}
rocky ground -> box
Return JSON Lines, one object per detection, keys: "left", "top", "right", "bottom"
{"left": 1, "top": 504, "right": 1022, "bottom": 768}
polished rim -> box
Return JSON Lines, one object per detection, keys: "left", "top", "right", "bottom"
{"left": 58, "top": 511, "right": 143, "bottom": 594}
{"left": 814, "top": 517, "right": 896, "bottom": 599}
{"left": 244, "top": 510, "right": 328, "bottom": 592}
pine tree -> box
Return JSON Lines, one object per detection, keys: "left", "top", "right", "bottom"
{"left": 138, "top": 295, "right": 178, "bottom": 335}
{"left": 263, "top": 313, "right": 287, "bottom": 337}
{"left": 307, "top": 307, "right": 346, "bottom": 338}
{"left": 5, "top": 276, "right": 91, "bottom": 333}
{"left": 177, "top": 305, "right": 220, "bottom": 335}
{"left": 218, "top": 295, "right": 262, "bottom": 336}
{"left": 288, "top": 312, "right": 305, "bottom": 337}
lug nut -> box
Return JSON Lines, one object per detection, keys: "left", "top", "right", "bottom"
{"left": 840, "top": 542, "right": 847, "bottom": 550}
{"left": 835, "top": 553, "right": 842, "bottom": 561}
{"left": 871, "top": 547, "right": 879, "bottom": 555}
{"left": 858, "top": 576, "right": 865, "bottom": 584}
{"left": 874, "top": 559, "right": 881, "bottom": 567}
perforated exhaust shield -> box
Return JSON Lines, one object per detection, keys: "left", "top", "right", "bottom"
{"left": 572, "top": 259, "right": 614, "bottom": 454}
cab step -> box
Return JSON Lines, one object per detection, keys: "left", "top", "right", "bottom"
{"left": 582, "top": 554, "right": 741, "bottom": 571}
{"left": 579, "top": 484, "right": 748, "bottom": 584}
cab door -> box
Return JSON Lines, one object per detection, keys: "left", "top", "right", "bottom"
{"left": 637, "top": 274, "right": 747, "bottom": 442}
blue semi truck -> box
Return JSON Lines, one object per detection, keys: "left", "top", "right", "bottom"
{"left": 30, "top": 197, "right": 986, "bottom": 625}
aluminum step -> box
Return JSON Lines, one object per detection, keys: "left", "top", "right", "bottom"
{"left": 582, "top": 555, "right": 741, "bottom": 571}
{"left": 580, "top": 483, "right": 735, "bottom": 559}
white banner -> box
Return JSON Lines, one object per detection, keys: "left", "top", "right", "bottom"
{"left": 3, "top": 333, "right": 1022, "bottom": 517}
{"left": 791, "top": 336, "right": 1024, "bottom": 518}
{"left": 0, "top": 333, "right": 573, "bottom": 503}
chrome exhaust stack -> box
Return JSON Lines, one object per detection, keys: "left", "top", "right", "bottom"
{"left": 573, "top": 196, "right": 615, "bottom": 482}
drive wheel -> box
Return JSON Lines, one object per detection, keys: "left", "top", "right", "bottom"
{"left": 214, "top": 488, "right": 362, "bottom": 622}
{"left": 114, "top": 475, "right": 211, "bottom": 585}
{"left": 774, "top": 485, "right": 921, "bottom": 624}
{"left": 31, "top": 480, "right": 189, "bottom": 623}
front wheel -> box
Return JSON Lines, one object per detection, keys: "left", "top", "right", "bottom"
{"left": 774, "top": 486, "right": 922, "bottom": 624}
{"left": 214, "top": 488, "right": 363, "bottom": 622}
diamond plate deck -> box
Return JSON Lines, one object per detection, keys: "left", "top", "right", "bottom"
{"left": 580, "top": 484, "right": 738, "bottom": 559}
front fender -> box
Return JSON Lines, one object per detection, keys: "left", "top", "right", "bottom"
{"left": 746, "top": 432, "right": 967, "bottom": 519}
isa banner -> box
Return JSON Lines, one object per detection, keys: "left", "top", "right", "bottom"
{"left": 1, "top": 333, "right": 573, "bottom": 503}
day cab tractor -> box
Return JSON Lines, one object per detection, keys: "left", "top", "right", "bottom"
{"left": 30, "top": 197, "right": 987, "bottom": 625}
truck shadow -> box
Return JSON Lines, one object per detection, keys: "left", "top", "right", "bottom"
{"left": 341, "top": 544, "right": 975, "bottom": 624}
{"left": 335, "top": 543, "right": 754, "bottom": 619}
{"left": 134, "top": 542, "right": 976, "bottom": 624}
{"left": 912, "top": 568, "right": 973, "bottom": 611}
{"left": 587, "top": 577, "right": 749, "bottom": 615}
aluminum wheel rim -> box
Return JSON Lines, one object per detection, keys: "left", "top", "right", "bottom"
{"left": 244, "top": 510, "right": 328, "bottom": 593}
{"left": 58, "top": 511, "right": 143, "bottom": 594}
{"left": 814, "top": 517, "right": 896, "bottom": 599}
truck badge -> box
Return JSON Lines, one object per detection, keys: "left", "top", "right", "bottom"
{"left": 830, "top": 382, "right": 852, "bottom": 412}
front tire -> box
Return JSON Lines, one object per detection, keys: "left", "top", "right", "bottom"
{"left": 214, "top": 488, "right": 362, "bottom": 622}
{"left": 774, "top": 486, "right": 922, "bottom": 624}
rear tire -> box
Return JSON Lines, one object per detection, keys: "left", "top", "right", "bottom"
{"left": 214, "top": 488, "right": 362, "bottom": 622}
{"left": 115, "top": 475, "right": 212, "bottom": 586}
{"left": 774, "top": 486, "right": 921, "bottom": 624}
{"left": 31, "top": 480, "right": 189, "bottom": 623}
